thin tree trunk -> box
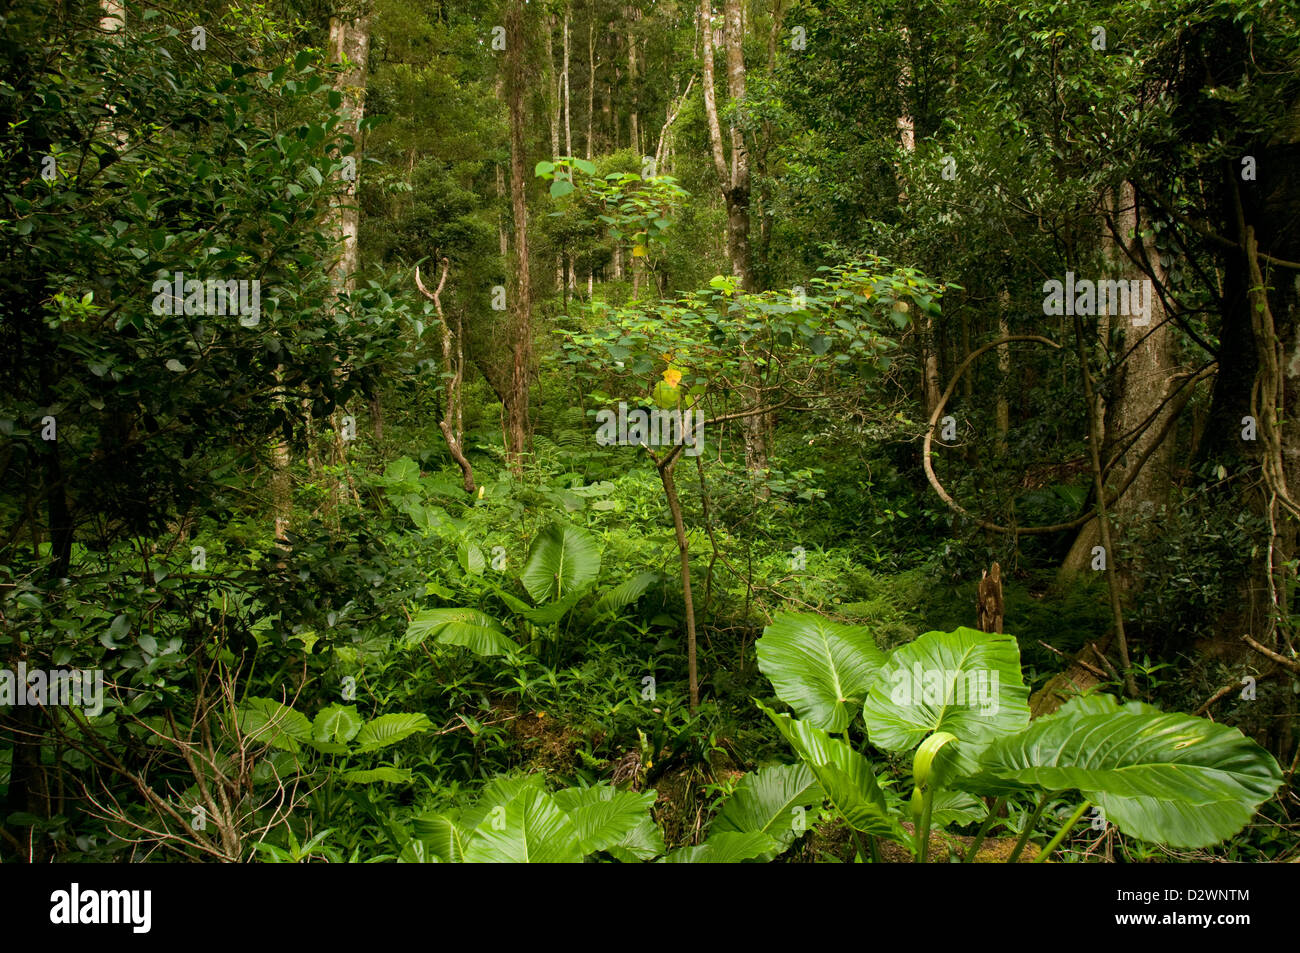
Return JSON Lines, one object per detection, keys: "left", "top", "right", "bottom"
{"left": 325, "top": 10, "right": 371, "bottom": 509}
{"left": 546, "top": 13, "right": 560, "bottom": 159}
{"left": 504, "top": 0, "right": 533, "bottom": 476}
{"left": 660, "top": 458, "right": 699, "bottom": 712}
{"left": 996, "top": 293, "right": 1010, "bottom": 455}
{"left": 701, "top": 0, "right": 765, "bottom": 486}
{"left": 1076, "top": 315, "right": 1140, "bottom": 698}
{"left": 586, "top": 18, "right": 595, "bottom": 159}
{"left": 416, "top": 262, "right": 476, "bottom": 493}
{"left": 627, "top": 6, "right": 639, "bottom": 157}
{"left": 563, "top": 5, "right": 572, "bottom": 157}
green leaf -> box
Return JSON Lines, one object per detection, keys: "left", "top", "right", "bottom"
{"left": 238, "top": 698, "right": 312, "bottom": 753}
{"left": 459, "top": 774, "right": 548, "bottom": 832}
{"left": 605, "top": 815, "right": 666, "bottom": 862}
{"left": 415, "top": 814, "right": 472, "bottom": 862}
{"left": 928, "top": 789, "right": 986, "bottom": 828}
{"left": 534, "top": 160, "right": 556, "bottom": 177}
{"left": 589, "top": 571, "right": 659, "bottom": 618}
{"left": 340, "top": 767, "right": 413, "bottom": 784}
{"left": 552, "top": 784, "right": 657, "bottom": 855}
{"left": 511, "top": 587, "right": 586, "bottom": 625}
{"left": 756, "top": 612, "right": 886, "bottom": 732}
{"left": 312, "top": 704, "right": 363, "bottom": 746}
{"left": 983, "top": 701, "right": 1283, "bottom": 848}
{"left": 711, "top": 763, "right": 823, "bottom": 855}
{"left": 457, "top": 541, "right": 486, "bottom": 575}
{"left": 572, "top": 158, "right": 596, "bottom": 175}
{"left": 661, "top": 831, "right": 780, "bottom": 863}
{"left": 861, "top": 627, "right": 1030, "bottom": 770}
{"left": 520, "top": 523, "right": 601, "bottom": 603}
{"left": 549, "top": 178, "right": 575, "bottom": 199}
{"left": 383, "top": 456, "right": 421, "bottom": 486}
{"left": 354, "top": 712, "right": 433, "bottom": 752}
{"left": 760, "top": 703, "right": 906, "bottom": 843}
{"left": 463, "top": 788, "right": 583, "bottom": 863}
{"left": 402, "top": 607, "right": 519, "bottom": 657}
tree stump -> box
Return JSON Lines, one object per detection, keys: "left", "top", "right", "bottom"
{"left": 976, "top": 562, "right": 1004, "bottom": 634}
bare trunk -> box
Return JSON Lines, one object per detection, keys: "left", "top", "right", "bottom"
{"left": 416, "top": 262, "right": 476, "bottom": 493}
{"left": 325, "top": 11, "right": 371, "bottom": 510}
{"left": 504, "top": 0, "right": 533, "bottom": 476}
{"left": 701, "top": 0, "right": 762, "bottom": 484}
{"left": 660, "top": 459, "right": 699, "bottom": 713}
{"left": 997, "top": 294, "right": 1010, "bottom": 455}
{"left": 586, "top": 19, "right": 595, "bottom": 160}
{"left": 563, "top": 6, "right": 572, "bottom": 157}
{"left": 546, "top": 13, "right": 560, "bottom": 159}
{"left": 627, "top": 7, "right": 639, "bottom": 157}
{"left": 1062, "top": 181, "right": 1178, "bottom": 574}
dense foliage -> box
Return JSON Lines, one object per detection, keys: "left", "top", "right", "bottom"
{"left": 1, "top": 0, "right": 1298, "bottom": 864}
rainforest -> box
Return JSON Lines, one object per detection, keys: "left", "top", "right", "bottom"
{"left": 1, "top": 0, "right": 1298, "bottom": 875}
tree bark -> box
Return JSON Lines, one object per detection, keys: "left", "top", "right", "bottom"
{"left": 586, "top": 18, "right": 595, "bottom": 159}
{"left": 700, "top": 0, "right": 765, "bottom": 485}
{"left": 563, "top": 5, "right": 572, "bottom": 157}
{"left": 504, "top": 0, "right": 533, "bottom": 476}
{"left": 1062, "top": 181, "right": 1179, "bottom": 575}
{"left": 416, "top": 262, "right": 476, "bottom": 493}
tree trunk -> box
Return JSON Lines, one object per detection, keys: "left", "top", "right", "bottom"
{"left": 563, "top": 6, "right": 572, "bottom": 157}
{"left": 996, "top": 294, "right": 1011, "bottom": 455}
{"left": 324, "top": 10, "right": 371, "bottom": 509}
{"left": 700, "top": 0, "right": 765, "bottom": 486}
{"left": 627, "top": 6, "right": 639, "bottom": 157}
{"left": 545, "top": 12, "right": 560, "bottom": 159}
{"left": 416, "top": 262, "right": 476, "bottom": 493}
{"left": 586, "top": 18, "right": 595, "bottom": 160}
{"left": 660, "top": 458, "right": 699, "bottom": 712}
{"left": 1062, "top": 181, "right": 1179, "bottom": 575}
{"left": 504, "top": 0, "right": 533, "bottom": 476}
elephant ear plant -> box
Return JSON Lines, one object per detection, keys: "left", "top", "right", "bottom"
{"left": 695, "top": 612, "right": 1283, "bottom": 862}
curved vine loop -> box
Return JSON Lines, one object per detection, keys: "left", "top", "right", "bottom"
{"left": 922, "top": 335, "right": 1071, "bottom": 535}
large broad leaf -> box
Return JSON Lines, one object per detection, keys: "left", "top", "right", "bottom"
{"left": 756, "top": 612, "right": 886, "bottom": 732}
{"left": 402, "top": 607, "right": 519, "bottom": 657}
{"left": 520, "top": 523, "right": 602, "bottom": 603}
{"left": 312, "top": 704, "right": 363, "bottom": 746}
{"left": 552, "top": 784, "right": 657, "bottom": 855}
{"left": 760, "top": 702, "right": 906, "bottom": 844}
{"left": 415, "top": 814, "right": 472, "bottom": 863}
{"left": 605, "top": 815, "right": 667, "bottom": 863}
{"left": 457, "top": 541, "right": 485, "bottom": 575}
{"left": 861, "top": 627, "right": 1030, "bottom": 769}
{"left": 589, "top": 571, "right": 660, "bottom": 619}
{"left": 340, "top": 767, "right": 413, "bottom": 784}
{"left": 238, "top": 697, "right": 312, "bottom": 753}
{"left": 983, "top": 697, "right": 1284, "bottom": 848}
{"left": 354, "top": 712, "right": 433, "bottom": 753}
{"left": 463, "top": 788, "right": 584, "bottom": 863}
{"left": 510, "top": 588, "right": 587, "bottom": 625}
{"left": 928, "top": 789, "right": 986, "bottom": 828}
{"left": 711, "top": 763, "right": 823, "bottom": 856}
{"left": 416, "top": 774, "right": 549, "bottom": 863}
{"left": 660, "top": 831, "right": 780, "bottom": 863}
